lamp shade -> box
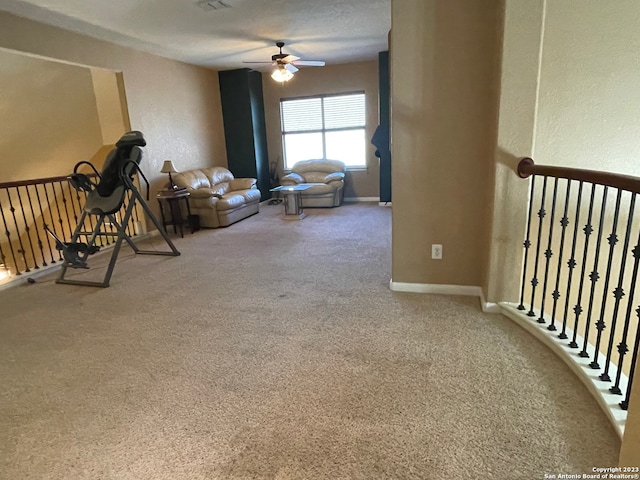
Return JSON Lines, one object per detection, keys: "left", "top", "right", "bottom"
{"left": 161, "top": 160, "right": 177, "bottom": 174}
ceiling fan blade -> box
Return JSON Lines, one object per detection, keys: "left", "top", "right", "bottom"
{"left": 281, "top": 55, "right": 299, "bottom": 63}
{"left": 291, "top": 60, "right": 326, "bottom": 67}
{"left": 284, "top": 63, "right": 298, "bottom": 74}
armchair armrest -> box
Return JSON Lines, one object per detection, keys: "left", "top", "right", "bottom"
{"left": 281, "top": 172, "right": 305, "bottom": 185}
{"left": 324, "top": 172, "right": 345, "bottom": 183}
{"left": 229, "top": 178, "right": 257, "bottom": 191}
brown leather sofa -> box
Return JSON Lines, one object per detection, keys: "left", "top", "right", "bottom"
{"left": 172, "top": 167, "right": 260, "bottom": 228}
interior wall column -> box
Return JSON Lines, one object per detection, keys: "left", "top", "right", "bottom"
{"left": 485, "top": 0, "right": 546, "bottom": 303}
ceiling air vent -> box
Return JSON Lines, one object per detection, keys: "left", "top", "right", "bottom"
{"left": 195, "top": 0, "right": 231, "bottom": 11}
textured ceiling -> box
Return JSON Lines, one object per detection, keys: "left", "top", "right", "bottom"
{"left": 0, "top": 0, "right": 391, "bottom": 70}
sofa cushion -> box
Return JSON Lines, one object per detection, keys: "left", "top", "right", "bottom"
{"left": 293, "top": 159, "right": 346, "bottom": 174}
{"left": 300, "top": 183, "right": 337, "bottom": 195}
{"left": 174, "top": 170, "right": 211, "bottom": 190}
{"left": 230, "top": 178, "right": 257, "bottom": 190}
{"left": 216, "top": 193, "right": 246, "bottom": 211}
{"left": 189, "top": 188, "right": 222, "bottom": 199}
{"left": 240, "top": 189, "right": 261, "bottom": 203}
{"left": 204, "top": 167, "right": 235, "bottom": 185}
{"left": 299, "top": 172, "right": 331, "bottom": 184}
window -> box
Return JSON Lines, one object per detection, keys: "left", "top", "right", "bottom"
{"left": 280, "top": 92, "right": 366, "bottom": 169}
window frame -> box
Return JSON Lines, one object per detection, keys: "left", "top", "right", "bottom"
{"left": 279, "top": 91, "right": 367, "bottom": 171}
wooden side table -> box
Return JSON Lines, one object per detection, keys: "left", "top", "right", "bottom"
{"left": 156, "top": 190, "right": 195, "bottom": 237}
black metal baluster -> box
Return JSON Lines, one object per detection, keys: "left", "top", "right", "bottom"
{"left": 527, "top": 176, "right": 548, "bottom": 317}
{"left": 25, "top": 185, "right": 47, "bottom": 267}
{"left": 34, "top": 184, "right": 55, "bottom": 265}
{"left": 50, "top": 182, "right": 68, "bottom": 244}
{"left": 7, "top": 188, "right": 30, "bottom": 273}
{"left": 590, "top": 190, "right": 622, "bottom": 369}
{"left": 569, "top": 184, "right": 597, "bottom": 349}
{"left": 59, "top": 181, "right": 74, "bottom": 240}
{"left": 549, "top": 180, "right": 573, "bottom": 332}
{"left": 538, "top": 178, "right": 559, "bottom": 324}
{"left": 66, "top": 180, "right": 82, "bottom": 237}
{"left": 15, "top": 185, "right": 40, "bottom": 270}
{"left": 620, "top": 307, "right": 640, "bottom": 410}
{"left": 0, "top": 190, "right": 21, "bottom": 275}
{"left": 518, "top": 176, "right": 536, "bottom": 311}
{"left": 560, "top": 181, "right": 584, "bottom": 340}
{"left": 44, "top": 183, "right": 63, "bottom": 262}
{"left": 579, "top": 186, "right": 608, "bottom": 358}
{"left": 610, "top": 225, "right": 640, "bottom": 396}
{"left": 600, "top": 193, "right": 636, "bottom": 382}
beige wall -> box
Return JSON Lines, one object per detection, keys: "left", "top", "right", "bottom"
{"left": 0, "top": 11, "right": 227, "bottom": 196}
{"left": 0, "top": 48, "right": 103, "bottom": 182}
{"left": 534, "top": 1, "right": 640, "bottom": 175}
{"left": 262, "top": 60, "right": 380, "bottom": 198}
{"left": 390, "top": 0, "right": 502, "bottom": 287}
{"left": 90, "top": 68, "right": 129, "bottom": 146}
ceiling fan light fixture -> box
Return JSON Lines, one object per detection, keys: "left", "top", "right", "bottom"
{"left": 271, "top": 66, "right": 294, "bottom": 83}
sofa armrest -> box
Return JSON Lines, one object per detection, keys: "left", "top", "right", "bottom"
{"left": 324, "top": 172, "right": 345, "bottom": 183}
{"left": 281, "top": 172, "right": 305, "bottom": 185}
{"left": 229, "top": 178, "right": 257, "bottom": 191}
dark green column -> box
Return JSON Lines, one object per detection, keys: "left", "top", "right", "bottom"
{"left": 218, "top": 68, "right": 271, "bottom": 201}
{"left": 378, "top": 51, "right": 392, "bottom": 203}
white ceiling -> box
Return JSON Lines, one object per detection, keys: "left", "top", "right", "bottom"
{"left": 0, "top": 0, "right": 391, "bottom": 70}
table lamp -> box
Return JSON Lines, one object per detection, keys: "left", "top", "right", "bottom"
{"left": 161, "top": 160, "right": 178, "bottom": 190}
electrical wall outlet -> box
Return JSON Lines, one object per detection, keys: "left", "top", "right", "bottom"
{"left": 432, "top": 244, "right": 443, "bottom": 260}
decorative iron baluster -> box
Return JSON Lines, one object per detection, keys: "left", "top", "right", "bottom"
{"left": 527, "top": 176, "right": 548, "bottom": 317}
{"left": 518, "top": 176, "right": 536, "bottom": 311}
{"left": 621, "top": 307, "right": 640, "bottom": 410}
{"left": 538, "top": 178, "right": 559, "bottom": 324}
{"left": 7, "top": 188, "right": 30, "bottom": 273}
{"left": 59, "top": 180, "right": 74, "bottom": 240}
{"left": 34, "top": 184, "right": 55, "bottom": 265}
{"left": 590, "top": 190, "right": 622, "bottom": 369}
{"left": 0, "top": 191, "right": 21, "bottom": 275}
{"left": 560, "top": 181, "right": 584, "bottom": 340}
{"left": 579, "top": 187, "right": 608, "bottom": 358}
{"left": 50, "top": 181, "right": 68, "bottom": 243}
{"left": 610, "top": 225, "right": 640, "bottom": 395}
{"left": 549, "top": 180, "right": 572, "bottom": 332}
{"left": 569, "top": 184, "right": 597, "bottom": 349}
{"left": 44, "top": 183, "right": 63, "bottom": 262}
{"left": 15, "top": 185, "right": 41, "bottom": 270}
{"left": 600, "top": 193, "right": 636, "bottom": 382}
{"left": 25, "top": 185, "right": 47, "bottom": 267}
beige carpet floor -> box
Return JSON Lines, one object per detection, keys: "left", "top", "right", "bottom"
{"left": 0, "top": 203, "right": 619, "bottom": 479}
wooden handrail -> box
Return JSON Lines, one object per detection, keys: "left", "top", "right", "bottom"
{"left": 518, "top": 157, "right": 640, "bottom": 194}
{"left": 0, "top": 173, "right": 97, "bottom": 190}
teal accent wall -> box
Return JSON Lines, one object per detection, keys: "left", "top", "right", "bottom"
{"left": 378, "top": 51, "right": 392, "bottom": 203}
{"left": 218, "top": 68, "right": 270, "bottom": 201}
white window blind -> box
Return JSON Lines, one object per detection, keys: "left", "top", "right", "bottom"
{"left": 280, "top": 92, "right": 366, "bottom": 169}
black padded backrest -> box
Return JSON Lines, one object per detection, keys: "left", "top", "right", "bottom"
{"left": 96, "top": 131, "right": 145, "bottom": 197}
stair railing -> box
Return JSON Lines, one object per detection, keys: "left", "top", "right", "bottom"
{"left": 0, "top": 174, "right": 144, "bottom": 281}
{"left": 515, "top": 158, "right": 640, "bottom": 419}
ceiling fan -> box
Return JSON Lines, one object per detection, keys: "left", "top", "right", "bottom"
{"left": 243, "top": 42, "right": 326, "bottom": 82}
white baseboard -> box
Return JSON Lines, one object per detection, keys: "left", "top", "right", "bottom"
{"left": 388, "top": 280, "right": 500, "bottom": 313}
{"left": 344, "top": 197, "right": 380, "bottom": 203}
{"left": 379, "top": 201, "right": 392, "bottom": 207}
